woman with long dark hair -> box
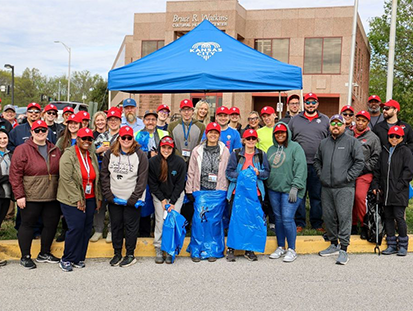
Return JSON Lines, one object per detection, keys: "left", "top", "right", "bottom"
{"left": 148, "top": 136, "right": 186, "bottom": 264}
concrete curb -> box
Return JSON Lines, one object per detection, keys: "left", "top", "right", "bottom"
{"left": 0, "top": 235, "right": 404, "bottom": 260}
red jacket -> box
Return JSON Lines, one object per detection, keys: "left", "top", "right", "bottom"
{"left": 10, "top": 138, "right": 61, "bottom": 202}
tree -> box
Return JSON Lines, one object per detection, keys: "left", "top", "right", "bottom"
{"left": 368, "top": 0, "right": 413, "bottom": 125}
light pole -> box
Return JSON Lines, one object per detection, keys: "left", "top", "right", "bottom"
{"left": 4, "top": 64, "right": 14, "bottom": 106}
{"left": 54, "top": 41, "right": 71, "bottom": 102}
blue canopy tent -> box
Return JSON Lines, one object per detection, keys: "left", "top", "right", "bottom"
{"left": 108, "top": 20, "right": 302, "bottom": 93}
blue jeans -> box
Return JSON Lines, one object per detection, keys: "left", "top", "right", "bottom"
{"left": 268, "top": 190, "right": 302, "bottom": 250}
{"left": 294, "top": 164, "right": 323, "bottom": 229}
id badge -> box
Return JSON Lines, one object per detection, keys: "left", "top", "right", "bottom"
{"left": 85, "top": 183, "right": 92, "bottom": 194}
{"left": 182, "top": 149, "right": 191, "bottom": 157}
{"left": 208, "top": 173, "right": 218, "bottom": 183}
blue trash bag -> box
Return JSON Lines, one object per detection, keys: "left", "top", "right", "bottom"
{"left": 161, "top": 205, "right": 188, "bottom": 263}
{"left": 135, "top": 131, "right": 150, "bottom": 152}
{"left": 141, "top": 184, "right": 154, "bottom": 217}
{"left": 227, "top": 166, "right": 267, "bottom": 253}
{"left": 187, "top": 190, "right": 227, "bottom": 259}
{"left": 409, "top": 183, "right": 413, "bottom": 200}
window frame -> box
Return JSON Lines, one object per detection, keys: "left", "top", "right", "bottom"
{"left": 141, "top": 40, "right": 165, "bottom": 58}
{"left": 303, "top": 37, "right": 342, "bottom": 75}
{"left": 254, "top": 38, "right": 290, "bottom": 64}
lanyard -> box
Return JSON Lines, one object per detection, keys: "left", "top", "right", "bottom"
{"left": 79, "top": 150, "right": 90, "bottom": 181}
{"left": 182, "top": 120, "right": 192, "bottom": 147}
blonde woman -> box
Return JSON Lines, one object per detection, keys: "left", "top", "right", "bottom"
{"left": 92, "top": 111, "right": 107, "bottom": 139}
{"left": 194, "top": 100, "right": 210, "bottom": 125}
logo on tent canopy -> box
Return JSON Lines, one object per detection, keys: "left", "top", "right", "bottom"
{"left": 190, "top": 42, "right": 222, "bottom": 61}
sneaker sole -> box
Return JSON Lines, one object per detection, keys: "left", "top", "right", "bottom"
{"left": 36, "top": 259, "right": 59, "bottom": 264}
{"left": 336, "top": 259, "right": 349, "bottom": 265}
{"left": 226, "top": 258, "right": 236, "bottom": 262}
{"left": 269, "top": 254, "right": 284, "bottom": 259}
{"left": 319, "top": 251, "right": 339, "bottom": 257}
{"left": 110, "top": 260, "right": 122, "bottom": 267}
{"left": 21, "top": 263, "right": 36, "bottom": 270}
{"left": 120, "top": 258, "right": 137, "bottom": 267}
{"left": 283, "top": 257, "right": 297, "bottom": 263}
{"left": 155, "top": 259, "right": 165, "bottom": 264}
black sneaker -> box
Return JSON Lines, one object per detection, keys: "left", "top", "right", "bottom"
{"left": 226, "top": 248, "right": 236, "bottom": 262}
{"left": 20, "top": 255, "right": 36, "bottom": 269}
{"left": 191, "top": 256, "right": 201, "bottom": 263}
{"left": 165, "top": 254, "right": 173, "bottom": 264}
{"left": 110, "top": 254, "right": 122, "bottom": 266}
{"left": 72, "top": 261, "right": 86, "bottom": 268}
{"left": 56, "top": 230, "right": 66, "bottom": 242}
{"left": 36, "top": 253, "right": 60, "bottom": 264}
{"left": 244, "top": 251, "right": 258, "bottom": 262}
{"left": 0, "top": 259, "right": 7, "bottom": 267}
{"left": 119, "top": 255, "right": 137, "bottom": 268}
{"left": 208, "top": 257, "right": 217, "bottom": 262}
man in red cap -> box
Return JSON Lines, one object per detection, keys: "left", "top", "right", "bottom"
{"left": 43, "top": 104, "right": 64, "bottom": 141}
{"left": 340, "top": 105, "right": 355, "bottom": 130}
{"left": 348, "top": 110, "right": 381, "bottom": 237}
{"left": 156, "top": 104, "right": 170, "bottom": 131}
{"left": 372, "top": 99, "right": 413, "bottom": 152}
{"left": 168, "top": 99, "right": 205, "bottom": 162}
{"left": 257, "top": 106, "right": 277, "bottom": 152}
{"left": 288, "top": 92, "right": 330, "bottom": 232}
{"left": 367, "top": 95, "right": 384, "bottom": 129}
{"left": 281, "top": 94, "right": 301, "bottom": 124}
{"left": 228, "top": 106, "right": 242, "bottom": 134}
{"left": 213, "top": 106, "right": 242, "bottom": 152}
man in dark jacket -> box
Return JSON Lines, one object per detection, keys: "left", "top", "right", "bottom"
{"left": 372, "top": 99, "right": 413, "bottom": 153}
{"left": 281, "top": 94, "right": 300, "bottom": 124}
{"left": 314, "top": 114, "right": 364, "bottom": 265}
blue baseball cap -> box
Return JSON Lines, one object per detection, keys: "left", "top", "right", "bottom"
{"left": 329, "top": 114, "right": 344, "bottom": 123}
{"left": 123, "top": 98, "right": 137, "bottom": 108}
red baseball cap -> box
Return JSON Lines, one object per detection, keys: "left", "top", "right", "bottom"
{"left": 27, "top": 102, "right": 41, "bottom": 111}
{"left": 229, "top": 107, "right": 240, "bottom": 115}
{"left": 242, "top": 129, "right": 258, "bottom": 139}
{"left": 79, "top": 111, "right": 91, "bottom": 120}
{"left": 260, "top": 106, "right": 275, "bottom": 116}
{"left": 67, "top": 113, "right": 82, "bottom": 123}
{"left": 119, "top": 126, "right": 134, "bottom": 137}
{"left": 388, "top": 125, "right": 404, "bottom": 137}
{"left": 356, "top": 110, "right": 371, "bottom": 121}
{"left": 381, "top": 99, "right": 400, "bottom": 111}
{"left": 273, "top": 123, "right": 288, "bottom": 133}
{"left": 63, "top": 106, "right": 74, "bottom": 114}
{"left": 31, "top": 120, "right": 48, "bottom": 130}
{"left": 159, "top": 136, "right": 175, "bottom": 148}
{"left": 216, "top": 106, "right": 229, "bottom": 115}
{"left": 44, "top": 104, "right": 58, "bottom": 112}
{"left": 368, "top": 95, "right": 381, "bottom": 102}
{"left": 106, "top": 107, "right": 122, "bottom": 119}
{"left": 77, "top": 127, "right": 94, "bottom": 139}
{"left": 157, "top": 104, "right": 170, "bottom": 112}
{"left": 206, "top": 122, "right": 221, "bottom": 134}
{"left": 180, "top": 99, "right": 193, "bottom": 110}
{"left": 287, "top": 94, "right": 300, "bottom": 104}
{"left": 340, "top": 105, "right": 354, "bottom": 113}
{"left": 304, "top": 93, "right": 318, "bottom": 101}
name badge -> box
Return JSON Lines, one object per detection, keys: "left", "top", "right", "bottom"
{"left": 208, "top": 173, "right": 218, "bottom": 183}
{"left": 85, "top": 183, "right": 92, "bottom": 194}
{"left": 182, "top": 149, "right": 191, "bottom": 157}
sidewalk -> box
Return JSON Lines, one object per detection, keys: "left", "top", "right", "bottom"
{"left": 0, "top": 235, "right": 405, "bottom": 260}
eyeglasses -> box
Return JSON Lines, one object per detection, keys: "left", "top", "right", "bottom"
{"left": 120, "top": 136, "right": 133, "bottom": 141}
{"left": 342, "top": 113, "right": 354, "bottom": 117}
{"left": 389, "top": 134, "right": 402, "bottom": 139}
{"left": 158, "top": 110, "right": 169, "bottom": 115}
{"left": 248, "top": 117, "right": 259, "bottom": 122}
{"left": 33, "top": 128, "right": 47, "bottom": 134}
{"left": 245, "top": 137, "right": 257, "bottom": 141}
{"left": 305, "top": 101, "right": 318, "bottom": 105}
{"left": 27, "top": 110, "right": 41, "bottom": 114}
{"left": 46, "top": 111, "right": 57, "bottom": 116}
{"left": 80, "top": 137, "right": 93, "bottom": 142}
{"left": 330, "top": 121, "right": 343, "bottom": 127}
{"left": 382, "top": 106, "right": 394, "bottom": 111}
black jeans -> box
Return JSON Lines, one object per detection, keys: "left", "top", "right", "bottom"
{"left": 108, "top": 203, "right": 141, "bottom": 256}
{"left": 0, "top": 198, "right": 10, "bottom": 228}
{"left": 18, "top": 201, "right": 61, "bottom": 257}
{"left": 384, "top": 205, "right": 407, "bottom": 237}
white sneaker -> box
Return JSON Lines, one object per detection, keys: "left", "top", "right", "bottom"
{"left": 283, "top": 248, "right": 297, "bottom": 262}
{"left": 90, "top": 232, "right": 103, "bottom": 242}
{"left": 269, "top": 247, "right": 286, "bottom": 259}
{"left": 106, "top": 232, "right": 112, "bottom": 243}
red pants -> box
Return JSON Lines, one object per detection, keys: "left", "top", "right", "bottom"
{"left": 352, "top": 173, "right": 373, "bottom": 225}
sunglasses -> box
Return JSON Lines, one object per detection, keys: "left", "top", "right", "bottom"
{"left": 27, "top": 110, "right": 41, "bottom": 114}
{"left": 80, "top": 137, "right": 93, "bottom": 142}
{"left": 389, "top": 134, "right": 402, "bottom": 139}
{"left": 382, "top": 106, "right": 393, "bottom": 111}
{"left": 120, "top": 136, "right": 133, "bottom": 141}
{"left": 161, "top": 137, "right": 174, "bottom": 144}
{"left": 330, "top": 121, "right": 343, "bottom": 127}
{"left": 342, "top": 113, "right": 354, "bottom": 117}
{"left": 245, "top": 137, "right": 257, "bottom": 141}
{"left": 46, "top": 111, "right": 57, "bottom": 116}
{"left": 33, "top": 128, "right": 47, "bottom": 134}
{"left": 248, "top": 117, "right": 259, "bottom": 122}
{"left": 305, "top": 101, "right": 318, "bottom": 105}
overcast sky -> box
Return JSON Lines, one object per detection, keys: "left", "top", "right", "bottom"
{"left": 0, "top": 0, "right": 385, "bottom": 79}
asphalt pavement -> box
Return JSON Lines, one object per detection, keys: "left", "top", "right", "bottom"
{"left": 1, "top": 254, "right": 412, "bottom": 310}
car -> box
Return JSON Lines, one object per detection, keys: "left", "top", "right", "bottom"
{"left": 48, "top": 101, "right": 89, "bottom": 123}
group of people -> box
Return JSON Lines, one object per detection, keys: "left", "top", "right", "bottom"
{"left": 0, "top": 91, "right": 411, "bottom": 270}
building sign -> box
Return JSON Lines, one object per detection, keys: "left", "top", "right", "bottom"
{"left": 172, "top": 13, "right": 228, "bottom": 28}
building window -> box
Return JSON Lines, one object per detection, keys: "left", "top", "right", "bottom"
{"left": 141, "top": 40, "right": 165, "bottom": 58}
{"left": 304, "top": 37, "right": 342, "bottom": 74}
{"left": 255, "top": 38, "right": 290, "bottom": 63}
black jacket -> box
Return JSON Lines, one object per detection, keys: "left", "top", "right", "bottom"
{"left": 148, "top": 152, "right": 187, "bottom": 205}
{"left": 371, "top": 143, "right": 413, "bottom": 207}
{"left": 372, "top": 119, "right": 413, "bottom": 153}
{"left": 0, "top": 118, "right": 12, "bottom": 134}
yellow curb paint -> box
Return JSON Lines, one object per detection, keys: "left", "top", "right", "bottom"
{"left": 0, "top": 235, "right": 410, "bottom": 260}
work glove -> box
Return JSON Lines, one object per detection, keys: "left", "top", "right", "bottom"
{"left": 113, "top": 196, "right": 127, "bottom": 206}
{"left": 288, "top": 187, "right": 298, "bottom": 203}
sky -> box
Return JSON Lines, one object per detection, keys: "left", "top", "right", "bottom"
{"left": 0, "top": 0, "right": 385, "bottom": 79}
